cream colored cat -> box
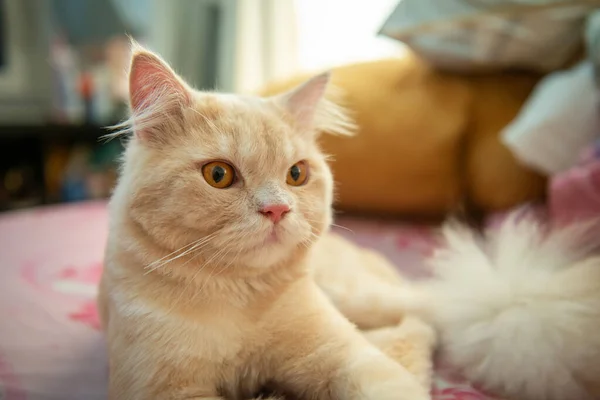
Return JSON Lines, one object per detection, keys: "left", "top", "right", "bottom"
{"left": 98, "top": 43, "right": 432, "bottom": 400}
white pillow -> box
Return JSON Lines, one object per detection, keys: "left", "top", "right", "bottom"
{"left": 379, "top": 0, "right": 592, "bottom": 72}
{"left": 501, "top": 61, "right": 600, "bottom": 175}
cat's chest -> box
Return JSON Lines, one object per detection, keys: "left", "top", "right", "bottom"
{"left": 121, "top": 296, "right": 265, "bottom": 363}
{"left": 175, "top": 310, "right": 265, "bottom": 363}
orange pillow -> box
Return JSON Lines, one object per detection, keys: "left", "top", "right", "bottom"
{"left": 462, "top": 73, "right": 547, "bottom": 212}
{"left": 259, "top": 52, "right": 546, "bottom": 216}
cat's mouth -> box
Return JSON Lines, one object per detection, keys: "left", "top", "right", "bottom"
{"left": 244, "top": 224, "right": 289, "bottom": 251}
{"left": 261, "top": 225, "right": 283, "bottom": 246}
{"left": 264, "top": 229, "right": 279, "bottom": 244}
{"left": 235, "top": 217, "right": 312, "bottom": 257}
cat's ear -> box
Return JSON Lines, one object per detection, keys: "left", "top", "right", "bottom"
{"left": 277, "top": 72, "right": 330, "bottom": 129}
{"left": 274, "top": 72, "right": 355, "bottom": 137}
{"left": 127, "top": 42, "right": 192, "bottom": 142}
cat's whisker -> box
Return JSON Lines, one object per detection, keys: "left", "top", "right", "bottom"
{"left": 331, "top": 223, "right": 354, "bottom": 234}
{"left": 146, "top": 238, "right": 205, "bottom": 268}
{"left": 299, "top": 239, "right": 313, "bottom": 250}
{"left": 175, "top": 238, "right": 225, "bottom": 271}
{"left": 186, "top": 231, "right": 247, "bottom": 282}
{"left": 307, "top": 232, "right": 320, "bottom": 242}
{"left": 298, "top": 229, "right": 320, "bottom": 247}
{"left": 218, "top": 248, "right": 243, "bottom": 276}
{"left": 301, "top": 215, "right": 355, "bottom": 235}
{"left": 194, "top": 246, "right": 241, "bottom": 299}
{"left": 186, "top": 235, "right": 250, "bottom": 304}
{"left": 190, "top": 248, "right": 240, "bottom": 303}
{"left": 144, "top": 235, "right": 217, "bottom": 274}
{"left": 145, "top": 246, "right": 204, "bottom": 274}
{"left": 146, "top": 233, "right": 216, "bottom": 269}
{"left": 300, "top": 237, "right": 318, "bottom": 250}
{"left": 169, "top": 243, "right": 232, "bottom": 309}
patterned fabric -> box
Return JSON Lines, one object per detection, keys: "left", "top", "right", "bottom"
{"left": 549, "top": 139, "right": 600, "bottom": 224}
{"left": 379, "top": 0, "right": 596, "bottom": 73}
{"left": 0, "top": 202, "right": 497, "bottom": 400}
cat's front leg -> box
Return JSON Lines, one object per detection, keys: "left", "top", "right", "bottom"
{"left": 332, "top": 345, "right": 431, "bottom": 400}
{"left": 312, "top": 233, "right": 418, "bottom": 330}
{"left": 267, "top": 281, "right": 430, "bottom": 400}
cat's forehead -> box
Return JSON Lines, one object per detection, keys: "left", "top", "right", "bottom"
{"left": 186, "top": 94, "right": 309, "bottom": 166}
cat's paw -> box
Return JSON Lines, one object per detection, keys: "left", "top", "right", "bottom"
{"left": 348, "top": 353, "right": 431, "bottom": 400}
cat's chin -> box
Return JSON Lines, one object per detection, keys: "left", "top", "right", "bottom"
{"left": 241, "top": 247, "right": 294, "bottom": 269}
{"left": 234, "top": 228, "right": 309, "bottom": 269}
{"left": 240, "top": 239, "right": 297, "bottom": 269}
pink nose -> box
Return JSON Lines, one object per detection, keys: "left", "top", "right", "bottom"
{"left": 259, "top": 204, "right": 290, "bottom": 223}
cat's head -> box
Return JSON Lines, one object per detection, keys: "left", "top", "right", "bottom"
{"left": 111, "top": 44, "right": 353, "bottom": 271}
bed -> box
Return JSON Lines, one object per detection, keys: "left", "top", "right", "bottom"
{"left": 0, "top": 201, "right": 496, "bottom": 400}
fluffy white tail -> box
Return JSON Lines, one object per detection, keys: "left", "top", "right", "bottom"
{"left": 410, "top": 215, "right": 600, "bottom": 400}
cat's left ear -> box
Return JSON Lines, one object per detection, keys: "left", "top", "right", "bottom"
{"left": 125, "top": 41, "right": 193, "bottom": 143}
{"left": 274, "top": 72, "right": 355, "bottom": 137}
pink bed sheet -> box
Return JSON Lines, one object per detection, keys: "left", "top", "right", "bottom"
{"left": 0, "top": 201, "right": 496, "bottom": 400}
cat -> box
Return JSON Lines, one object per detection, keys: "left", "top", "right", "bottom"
{"left": 97, "top": 42, "right": 432, "bottom": 400}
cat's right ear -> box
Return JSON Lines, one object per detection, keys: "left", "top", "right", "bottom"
{"left": 128, "top": 43, "right": 192, "bottom": 143}
{"left": 272, "top": 72, "right": 355, "bottom": 138}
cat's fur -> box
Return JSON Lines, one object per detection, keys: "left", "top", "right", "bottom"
{"left": 98, "top": 43, "right": 432, "bottom": 400}
{"left": 319, "top": 210, "right": 600, "bottom": 400}
{"left": 408, "top": 216, "right": 600, "bottom": 400}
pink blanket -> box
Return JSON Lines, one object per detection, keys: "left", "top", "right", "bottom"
{"left": 0, "top": 201, "right": 495, "bottom": 400}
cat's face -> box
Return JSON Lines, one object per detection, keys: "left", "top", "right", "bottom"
{"left": 123, "top": 95, "right": 334, "bottom": 269}
{"left": 114, "top": 45, "right": 352, "bottom": 270}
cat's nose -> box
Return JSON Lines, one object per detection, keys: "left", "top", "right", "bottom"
{"left": 259, "top": 204, "right": 290, "bottom": 224}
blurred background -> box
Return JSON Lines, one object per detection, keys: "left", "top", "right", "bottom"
{"left": 1, "top": 3, "right": 600, "bottom": 399}
{"left": 0, "top": 0, "right": 599, "bottom": 220}
{"left": 0, "top": 0, "right": 401, "bottom": 211}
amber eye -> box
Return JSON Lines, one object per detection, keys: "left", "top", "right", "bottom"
{"left": 286, "top": 161, "right": 309, "bottom": 186}
{"left": 202, "top": 161, "right": 235, "bottom": 189}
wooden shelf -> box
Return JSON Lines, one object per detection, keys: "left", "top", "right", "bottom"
{"left": 0, "top": 124, "right": 116, "bottom": 140}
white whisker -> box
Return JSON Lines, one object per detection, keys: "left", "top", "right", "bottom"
{"left": 146, "top": 233, "right": 215, "bottom": 268}
{"left": 144, "top": 233, "right": 217, "bottom": 274}
{"left": 331, "top": 223, "right": 354, "bottom": 234}
{"left": 194, "top": 246, "right": 241, "bottom": 300}
{"left": 167, "top": 243, "right": 233, "bottom": 310}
